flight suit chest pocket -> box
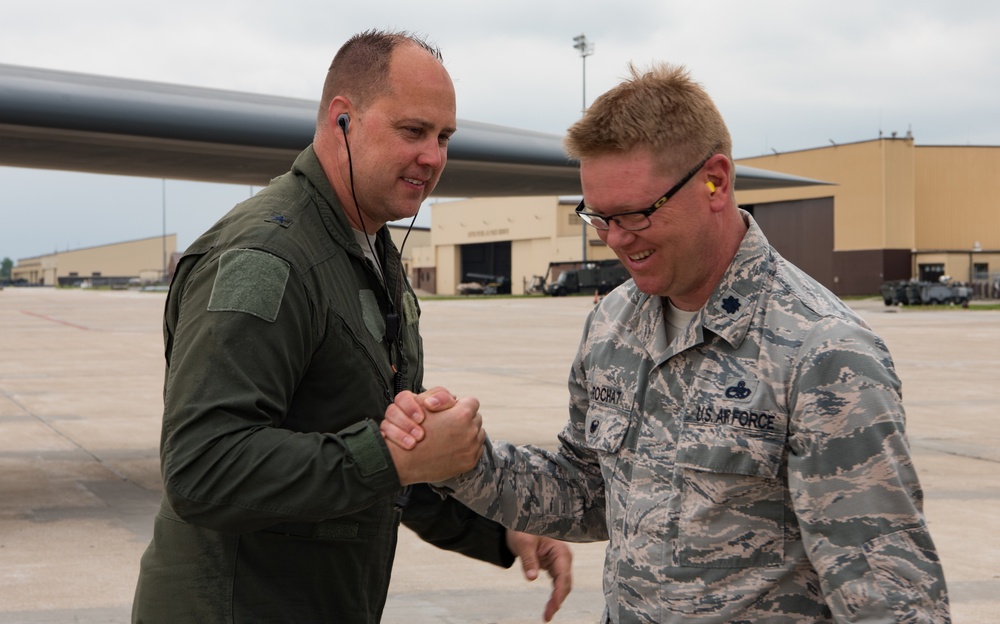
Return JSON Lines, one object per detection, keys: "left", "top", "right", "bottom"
{"left": 672, "top": 383, "right": 787, "bottom": 569}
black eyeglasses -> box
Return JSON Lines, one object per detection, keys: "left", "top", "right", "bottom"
{"left": 575, "top": 150, "right": 716, "bottom": 231}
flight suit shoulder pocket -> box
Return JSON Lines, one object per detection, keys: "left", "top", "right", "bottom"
{"left": 208, "top": 248, "right": 290, "bottom": 322}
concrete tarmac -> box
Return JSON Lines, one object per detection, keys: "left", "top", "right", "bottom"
{"left": 0, "top": 287, "right": 997, "bottom": 623}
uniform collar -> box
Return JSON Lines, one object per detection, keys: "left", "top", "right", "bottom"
{"left": 624, "top": 210, "right": 774, "bottom": 361}
{"left": 698, "top": 211, "right": 774, "bottom": 350}
{"left": 291, "top": 146, "right": 389, "bottom": 261}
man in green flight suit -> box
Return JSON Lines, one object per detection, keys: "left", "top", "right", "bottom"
{"left": 131, "top": 29, "right": 571, "bottom": 623}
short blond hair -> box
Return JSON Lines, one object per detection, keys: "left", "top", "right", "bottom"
{"left": 564, "top": 62, "right": 732, "bottom": 173}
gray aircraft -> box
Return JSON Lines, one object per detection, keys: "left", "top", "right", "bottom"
{"left": 0, "top": 63, "right": 824, "bottom": 196}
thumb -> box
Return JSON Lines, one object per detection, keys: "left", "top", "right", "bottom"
{"left": 519, "top": 549, "right": 539, "bottom": 582}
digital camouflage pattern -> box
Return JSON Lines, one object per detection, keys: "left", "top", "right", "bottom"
{"left": 440, "top": 213, "right": 950, "bottom": 623}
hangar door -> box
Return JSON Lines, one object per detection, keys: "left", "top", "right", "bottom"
{"left": 460, "top": 241, "right": 511, "bottom": 291}
{"left": 744, "top": 197, "right": 834, "bottom": 289}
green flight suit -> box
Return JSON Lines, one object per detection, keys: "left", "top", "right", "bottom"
{"left": 132, "top": 147, "right": 513, "bottom": 623}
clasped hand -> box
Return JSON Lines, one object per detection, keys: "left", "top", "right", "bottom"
{"left": 382, "top": 387, "right": 482, "bottom": 486}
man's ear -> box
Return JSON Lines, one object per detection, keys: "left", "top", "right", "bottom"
{"left": 327, "top": 96, "right": 353, "bottom": 132}
{"left": 704, "top": 154, "right": 732, "bottom": 198}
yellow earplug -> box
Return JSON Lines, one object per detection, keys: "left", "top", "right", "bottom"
{"left": 706, "top": 181, "right": 716, "bottom": 193}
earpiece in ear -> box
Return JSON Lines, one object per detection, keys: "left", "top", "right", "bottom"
{"left": 337, "top": 113, "right": 350, "bottom": 132}
{"left": 706, "top": 181, "right": 716, "bottom": 193}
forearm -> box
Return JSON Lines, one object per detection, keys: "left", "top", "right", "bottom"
{"left": 401, "top": 484, "right": 515, "bottom": 568}
{"left": 436, "top": 434, "right": 608, "bottom": 542}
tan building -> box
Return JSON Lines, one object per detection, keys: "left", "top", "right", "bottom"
{"left": 12, "top": 234, "right": 176, "bottom": 286}
{"left": 418, "top": 138, "right": 999, "bottom": 298}
{"left": 386, "top": 224, "right": 430, "bottom": 284}
{"left": 10, "top": 226, "right": 426, "bottom": 290}
{"left": 737, "top": 137, "right": 1000, "bottom": 296}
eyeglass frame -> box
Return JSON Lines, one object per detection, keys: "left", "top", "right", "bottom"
{"left": 575, "top": 149, "right": 718, "bottom": 231}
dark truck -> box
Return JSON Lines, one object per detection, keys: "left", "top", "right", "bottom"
{"left": 880, "top": 280, "right": 971, "bottom": 306}
{"left": 543, "top": 259, "right": 630, "bottom": 297}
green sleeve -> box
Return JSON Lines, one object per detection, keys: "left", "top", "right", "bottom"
{"left": 401, "top": 484, "right": 515, "bottom": 568}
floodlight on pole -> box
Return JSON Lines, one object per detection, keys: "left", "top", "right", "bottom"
{"left": 573, "top": 34, "right": 594, "bottom": 263}
{"left": 572, "top": 34, "right": 594, "bottom": 115}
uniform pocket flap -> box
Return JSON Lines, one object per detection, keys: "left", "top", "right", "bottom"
{"left": 676, "top": 424, "right": 784, "bottom": 479}
{"left": 582, "top": 403, "right": 632, "bottom": 454}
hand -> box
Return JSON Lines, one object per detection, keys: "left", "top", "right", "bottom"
{"left": 505, "top": 530, "right": 573, "bottom": 622}
{"left": 382, "top": 387, "right": 457, "bottom": 449}
{"left": 385, "top": 394, "right": 484, "bottom": 485}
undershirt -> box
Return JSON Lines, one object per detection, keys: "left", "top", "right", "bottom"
{"left": 664, "top": 298, "right": 699, "bottom": 344}
{"left": 353, "top": 228, "right": 383, "bottom": 283}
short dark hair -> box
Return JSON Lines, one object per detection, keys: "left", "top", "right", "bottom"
{"left": 317, "top": 29, "right": 442, "bottom": 126}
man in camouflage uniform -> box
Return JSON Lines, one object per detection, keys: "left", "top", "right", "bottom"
{"left": 385, "top": 62, "right": 950, "bottom": 622}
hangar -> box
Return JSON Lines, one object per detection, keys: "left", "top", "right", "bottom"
{"left": 10, "top": 234, "right": 176, "bottom": 287}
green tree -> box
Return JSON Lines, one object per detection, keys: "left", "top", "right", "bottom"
{"left": 0, "top": 257, "right": 12, "bottom": 281}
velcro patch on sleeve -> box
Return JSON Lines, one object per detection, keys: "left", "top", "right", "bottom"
{"left": 208, "top": 249, "right": 290, "bottom": 322}
{"left": 341, "top": 420, "right": 389, "bottom": 477}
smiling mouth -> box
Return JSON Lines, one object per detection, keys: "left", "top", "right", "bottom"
{"left": 628, "top": 249, "right": 654, "bottom": 261}
{"left": 403, "top": 177, "right": 426, "bottom": 187}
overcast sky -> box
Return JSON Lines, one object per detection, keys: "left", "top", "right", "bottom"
{"left": 2, "top": 0, "right": 998, "bottom": 262}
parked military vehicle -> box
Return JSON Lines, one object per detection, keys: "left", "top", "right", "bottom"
{"left": 880, "top": 279, "right": 971, "bottom": 306}
{"left": 541, "top": 260, "right": 630, "bottom": 296}
{"left": 458, "top": 273, "right": 511, "bottom": 295}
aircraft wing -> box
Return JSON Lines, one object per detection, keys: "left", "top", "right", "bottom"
{"left": 0, "top": 63, "right": 825, "bottom": 196}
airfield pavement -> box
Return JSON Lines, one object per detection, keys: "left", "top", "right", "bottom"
{"left": 0, "top": 286, "right": 997, "bottom": 623}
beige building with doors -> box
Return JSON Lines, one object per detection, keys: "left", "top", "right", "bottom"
{"left": 737, "top": 138, "right": 999, "bottom": 296}
{"left": 416, "top": 196, "right": 616, "bottom": 296}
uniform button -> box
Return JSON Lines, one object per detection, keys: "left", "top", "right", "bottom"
{"left": 589, "top": 420, "right": 599, "bottom": 433}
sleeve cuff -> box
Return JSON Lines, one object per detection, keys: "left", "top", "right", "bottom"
{"left": 339, "top": 419, "right": 401, "bottom": 487}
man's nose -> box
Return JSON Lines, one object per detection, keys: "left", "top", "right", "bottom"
{"left": 602, "top": 219, "right": 636, "bottom": 248}
{"left": 417, "top": 140, "right": 445, "bottom": 169}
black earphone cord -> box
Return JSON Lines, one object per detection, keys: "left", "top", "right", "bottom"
{"left": 340, "top": 121, "right": 418, "bottom": 397}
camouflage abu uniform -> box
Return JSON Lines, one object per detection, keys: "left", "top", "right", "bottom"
{"left": 440, "top": 213, "right": 949, "bottom": 623}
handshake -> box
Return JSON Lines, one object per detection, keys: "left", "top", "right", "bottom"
{"left": 381, "top": 387, "right": 485, "bottom": 486}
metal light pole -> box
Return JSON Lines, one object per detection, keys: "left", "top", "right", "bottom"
{"left": 162, "top": 179, "right": 167, "bottom": 284}
{"left": 573, "top": 34, "right": 594, "bottom": 264}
